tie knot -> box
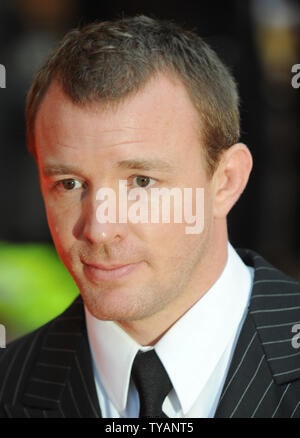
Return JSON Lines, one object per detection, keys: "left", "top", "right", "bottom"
{"left": 131, "top": 350, "right": 172, "bottom": 418}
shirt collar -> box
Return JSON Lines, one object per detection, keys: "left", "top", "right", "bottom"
{"left": 84, "top": 306, "right": 144, "bottom": 414}
{"left": 155, "top": 242, "right": 252, "bottom": 414}
{"left": 84, "top": 242, "right": 252, "bottom": 415}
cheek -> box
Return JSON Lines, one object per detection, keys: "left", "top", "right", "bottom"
{"left": 44, "top": 201, "right": 75, "bottom": 248}
{"left": 140, "top": 221, "right": 201, "bottom": 264}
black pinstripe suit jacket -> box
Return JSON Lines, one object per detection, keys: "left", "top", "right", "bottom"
{"left": 1, "top": 248, "right": 300, "bottom": 418}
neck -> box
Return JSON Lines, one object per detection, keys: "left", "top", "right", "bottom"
{"left": 117, "top": 222, "right": 228, "bottom": 346}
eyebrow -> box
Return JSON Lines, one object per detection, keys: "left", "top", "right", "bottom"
{"left": 42, "top": 159, "right": 174, "bottom": 177}
{"left": 113, "top": 159, "right": 174, "bottom": 172}
{"left": 42, "top": 164, "right": 83, "bottom": 177}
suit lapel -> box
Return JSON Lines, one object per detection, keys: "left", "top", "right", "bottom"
{"left": 215, "top": 249, "right": 300, "bottom": 417}
{"left": 4, "top": 296, "right": 102, "bottom": 418}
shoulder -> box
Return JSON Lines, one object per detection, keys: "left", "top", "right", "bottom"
{"left": 237, "top": 247, "right": 300, "bottom": 290}
{"left": 0, "top": 296, "right": 83, "bottom": 415}
{"left": 237, "top": 248, "right": 300, "bottom": 386}
{"left": 237, "top": 247, "right": 300, "bottom": 313}
{"left": 0, "top": 321, "right": 52, "bottom": 415}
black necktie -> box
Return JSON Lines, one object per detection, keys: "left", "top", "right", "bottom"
{"left": 131, "top": 350, "right": 172, "bottom": 418}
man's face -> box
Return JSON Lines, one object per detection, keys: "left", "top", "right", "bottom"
{"left": 35, "top": 74, "right": 218, "bottom": 326}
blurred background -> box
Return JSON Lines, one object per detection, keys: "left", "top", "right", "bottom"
{"left": 0, "top": 0, "right": 300, "bottom": 342}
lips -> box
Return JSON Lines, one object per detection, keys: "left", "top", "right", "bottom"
{"left": 86, "top": 262, "right": 132, "bottom": 270}
{"left": 82, "top": 260, "right": 142, "bottom": 282}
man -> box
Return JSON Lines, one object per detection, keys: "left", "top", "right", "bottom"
{"left": 1, "top": 15, "right": 300, "bottom": 419}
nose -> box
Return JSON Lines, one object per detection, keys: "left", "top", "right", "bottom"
{"left": 80, "top": 194, "right": 128, "bottom": 245}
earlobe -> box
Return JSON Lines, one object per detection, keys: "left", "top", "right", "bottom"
{"left": 213, "top": 143, "right": 253, "bottom": 219}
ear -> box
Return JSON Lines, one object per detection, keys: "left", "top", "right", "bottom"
{"left": 212, "top": 143, "right": 253, "bottom": 219}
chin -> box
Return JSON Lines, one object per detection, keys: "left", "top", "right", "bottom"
{"left": 79, "top": 286, "right": 146, "bottom": 322}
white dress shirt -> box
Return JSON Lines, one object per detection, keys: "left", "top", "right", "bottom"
{"left": 84, "top": 242, "right": 254, "bottom": 418}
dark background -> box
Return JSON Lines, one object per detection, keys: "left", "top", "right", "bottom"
{"left": 0, "top": 0, "right": 300, "bottom": 274}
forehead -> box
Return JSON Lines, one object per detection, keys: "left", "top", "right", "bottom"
{"left": 35, "top": 74, "right": 203, "bottom": 167}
